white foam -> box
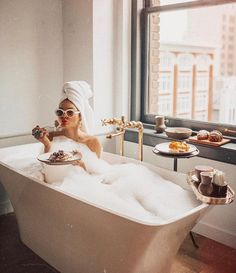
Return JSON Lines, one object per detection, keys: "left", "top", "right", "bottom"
{"left": 4, "top": 137, "right": 199, "bottom": 223}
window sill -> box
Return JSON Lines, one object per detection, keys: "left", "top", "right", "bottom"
{"left": 124, "top": 126, "right": 236, "bottom": 165}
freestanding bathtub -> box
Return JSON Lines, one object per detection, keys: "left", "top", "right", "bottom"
{"left": 0, "top": 143, "right": 208, "bottom": 273}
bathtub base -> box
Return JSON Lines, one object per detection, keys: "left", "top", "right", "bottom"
{"left": 18, "top": 194, "right": 199, "bottom": 273}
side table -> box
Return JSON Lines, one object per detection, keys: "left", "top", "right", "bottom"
{"left": 152, "top": 148, "right": 199, "bottom": 172}
{"left": 152, "top": 147, "right": 200, "bottom": 248}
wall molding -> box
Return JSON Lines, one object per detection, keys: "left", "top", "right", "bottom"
{"left": 193, "top": 220, "right": 236, "bottom": 249}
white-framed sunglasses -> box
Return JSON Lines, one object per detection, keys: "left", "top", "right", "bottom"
{"left": 55, "top": 108, "right": 80, "bottom": 117}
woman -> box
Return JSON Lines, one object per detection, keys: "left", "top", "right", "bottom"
{"left": 32, "top": 81, "right": 102, "bottom": 170}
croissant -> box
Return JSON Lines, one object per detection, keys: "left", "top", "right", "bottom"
{"left": 169, "top": 141, "right": 189, "bottom": 152}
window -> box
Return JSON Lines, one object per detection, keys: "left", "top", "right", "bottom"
{"left": 229, "top": 15, "right": 235, "bottom": 23}
{"left": 132, "top": 0, "right": 236, "bottom": 136}
{"left": 229, "top": 35, "right": 234, "bottom": 41}
{"left": 159, "top": 74, "right": 173, "bottom": 94}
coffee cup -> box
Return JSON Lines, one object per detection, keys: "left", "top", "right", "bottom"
{"left": 194, "top": 165, "right": 214, "bottom": 181}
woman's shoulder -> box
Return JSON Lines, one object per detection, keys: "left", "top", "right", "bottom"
{"left": 85, "top": 135, "right": 102, "bottom": 157}
{"left": 86, "top": 135, "right": 101, "bottom": 148}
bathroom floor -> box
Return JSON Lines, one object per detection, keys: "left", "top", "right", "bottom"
{"left": 0, "top": 213, "right": 236, "bottom": 273}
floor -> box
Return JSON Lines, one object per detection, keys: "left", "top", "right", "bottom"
{"left": 0, "top": 213, "right": 236, "bottom": 273}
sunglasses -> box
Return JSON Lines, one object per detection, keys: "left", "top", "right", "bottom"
{"left": 55, "top": 108, "right": 80, "bottom": 117}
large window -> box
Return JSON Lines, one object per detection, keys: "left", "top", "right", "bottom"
{"left": 135, "top": 0, "right": 236, "bottom": 136}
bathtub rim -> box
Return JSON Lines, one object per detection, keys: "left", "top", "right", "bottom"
{"left": 0, "top": 157, "right": 208, "bottom": 227}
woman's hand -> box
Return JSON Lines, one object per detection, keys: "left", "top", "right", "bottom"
{"left": 32, "top": 125, "right": 51, "bottom": 152}
{"left": 72, "top": 159, "right": 86, "bottom": 171}
{"left": 71, "top": 150, "right": 86, "bottom": 170}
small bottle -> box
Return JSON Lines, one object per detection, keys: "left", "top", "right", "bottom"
{"left": 198, "top": 172, "right": 213, "bottom": 196}
{"left": 212, "top": 170, "right": 228, "bottom": 197}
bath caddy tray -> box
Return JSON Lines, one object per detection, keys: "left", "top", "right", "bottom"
{"left": 187, "top": 171, "right": 235, "bottom": 205}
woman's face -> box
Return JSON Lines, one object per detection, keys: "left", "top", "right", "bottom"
{"left": 57, "top": 99, "right": 81, "bottom": 128}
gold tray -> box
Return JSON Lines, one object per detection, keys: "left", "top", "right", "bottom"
{"left": 187, "top": 171, "right": 235, "bottom": 205}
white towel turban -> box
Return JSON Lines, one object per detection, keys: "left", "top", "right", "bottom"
{"left": 60, "top": 81, "right": 94, "bottom": 134}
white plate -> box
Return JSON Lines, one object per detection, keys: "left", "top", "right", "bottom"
{"left": 37, "top": 152, "right": 81, "bottom": 165}
{"left": 154, "top": 142, "right": 197, "bottom": 155}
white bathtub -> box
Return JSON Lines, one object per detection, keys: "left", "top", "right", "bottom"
{"left": 0, "top": 143, "right": 208, "bottom": 273}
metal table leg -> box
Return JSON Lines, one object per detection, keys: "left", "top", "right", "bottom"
{"left": 190, "top": 231, "right": 199, "bottom": 248}
{"left": 173, "top": 157, "right": 178, "bottom": 172}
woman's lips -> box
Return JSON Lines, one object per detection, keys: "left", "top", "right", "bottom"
{"left": 61, "top": 119, "right": 69, "bottom": 125}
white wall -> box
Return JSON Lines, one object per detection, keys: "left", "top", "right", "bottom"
{"left": 0, "top": 0, "right": 63, "bottom": 137}
{"left": 62, "top": 0, "right": 130, "bottom": 133}
{"left": 94, "top": 0, "right": 131, "bottom": 119}
{"left": 92, "top": 0, "right": 131, "bottom": 132}
{"left": 93, "top": 0, "right": 116, "bottom": 133}
{"left": 124, "top": 141, "right": 236, "bottom": 249}
{"left": 62, "top": 0, "right": 93, "bottom": 84}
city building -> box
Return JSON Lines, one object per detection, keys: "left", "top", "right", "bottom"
{"left": 186, "top": 4, "right": 236, "bottom": 77}
{"left": 149, "top": 42, "right": 214, "bottom": 121}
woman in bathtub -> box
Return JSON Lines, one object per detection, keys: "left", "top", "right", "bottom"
{"left": 31, "top": 81, "right": 197, "bottom": 221}
{"left": 32, "top": 81, "right": 102, "bottom": 170}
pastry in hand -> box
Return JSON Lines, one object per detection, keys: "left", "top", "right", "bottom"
{"left": 197, "top": 130, "right": 209, "bottom": 140}
{"left": 32, "top": 125, "right": 41, "bottom": 139}
{"left": 32, "top": 125, "right": 48, "bottom": 139}
{"left": 208, "top": 130, "right": 223, "bottom": 142}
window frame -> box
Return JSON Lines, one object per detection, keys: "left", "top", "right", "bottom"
{"left": 131, "top": 0, "right": 236, "bottom": 139}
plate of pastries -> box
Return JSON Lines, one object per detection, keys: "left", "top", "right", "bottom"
{"left": 38, "top": 150, "right": 81, "bottom": 165}
{"left": 155, "top": 141, "right": 197, "bottom": 155}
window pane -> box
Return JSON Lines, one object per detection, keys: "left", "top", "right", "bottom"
{"left": 147, "top": 3, "right": 236, "bottom": 125}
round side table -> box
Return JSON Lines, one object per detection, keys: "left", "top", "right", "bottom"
{"left": 152, "top": 147, "right": 199, "bottom": 172}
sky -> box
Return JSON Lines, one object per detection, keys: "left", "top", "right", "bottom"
{"left": 159, "top": 0, "right": 195, "bottom": 42}
{"left": 160, "top": 10, "right": 187, "bottom": 42}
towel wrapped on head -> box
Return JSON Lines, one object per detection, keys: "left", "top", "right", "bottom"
{"left": 60, "top": 81, "right": 94, "bottom": 134}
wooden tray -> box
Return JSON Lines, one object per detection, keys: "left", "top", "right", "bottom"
{"left": 188, "top": 135, "right": 230, "bottom": 147}
{"left": 187, "top": 171, "right": 235, "bottom": 205}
